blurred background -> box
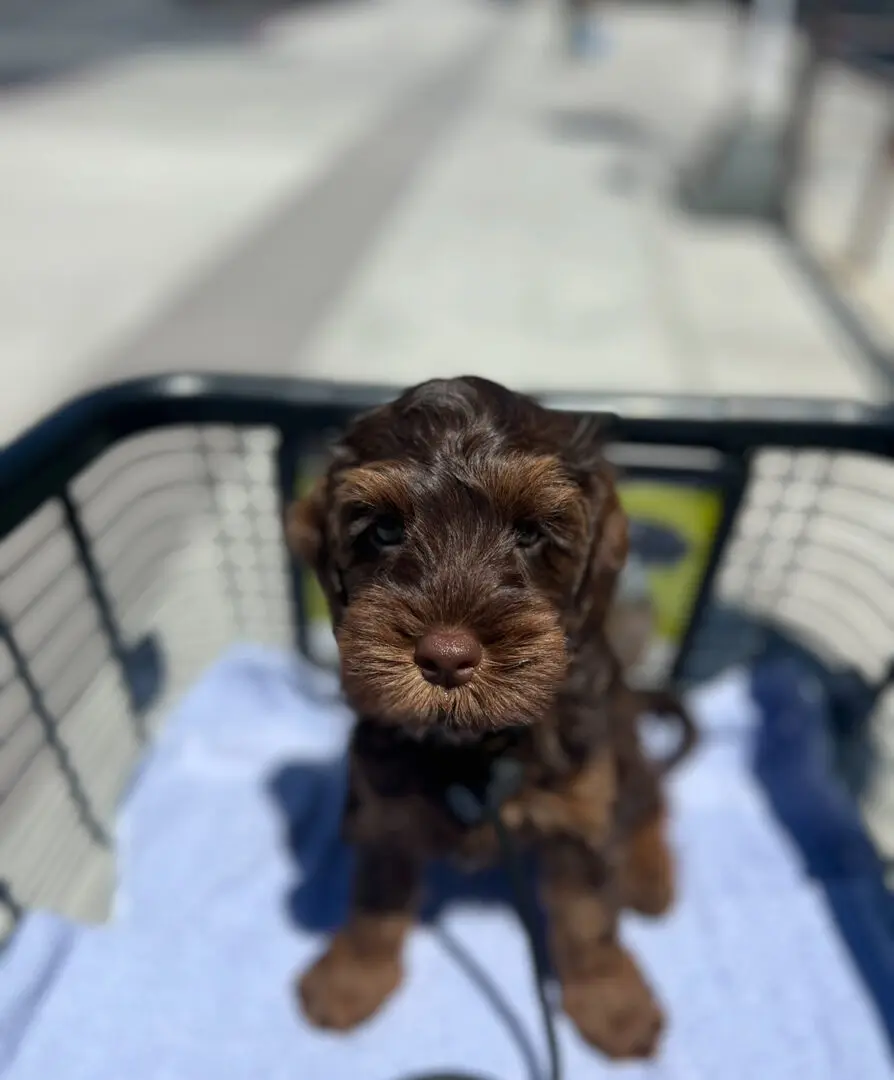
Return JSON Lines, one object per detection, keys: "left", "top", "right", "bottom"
{"left": 1, "top": 0, "right": 892, "bottom": 442}
{"left": 4, "top": 0, "right": 894, "bottom": 925}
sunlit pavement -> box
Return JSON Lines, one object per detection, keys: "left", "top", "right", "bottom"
{"left": 0, "top": 0, "right": 885, "bottom": 444}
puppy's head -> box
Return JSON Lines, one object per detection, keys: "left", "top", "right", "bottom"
{"left": 288, "top": 377, "right": 626, "bottom": 739}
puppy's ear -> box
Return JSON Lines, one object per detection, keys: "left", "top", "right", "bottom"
{"left": 286, "top": 475, "right": 351, "bottom": 621}
{"left": 285, "top": 477, "right": 327, "bottom": 570}
{"left": 594, "top": 475, "right": 629, "bottom": 576}
{"left": 554, "top": 410, "right": 629, "bottom": 631}
{"left": 579, "top": 464, "right": 628, "bottom": 626}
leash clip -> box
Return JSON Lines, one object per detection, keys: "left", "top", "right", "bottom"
{"left": 447, "top": 756, "right": 525, "bottom": 826}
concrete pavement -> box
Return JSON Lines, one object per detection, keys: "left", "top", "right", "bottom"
{"left": 0, "top": 0, "right": 887, "bottom": 447}
{"left": 303, "top": 2, "right": 883, "bottom": 396}
{"left": 0, "top": 0, "right": 502, "bottom": 439}
{"left": 793, "top": 58, "right": 894, "bottom": 372}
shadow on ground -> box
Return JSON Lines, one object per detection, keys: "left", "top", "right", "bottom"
{"left": 267, "top": 758, "right": 546, "bottom": 936}
{"left": 544, "top": 105, "right": 658, "bottom": 150}
{"left": 0, "top": 0, "right": 371, "bottom": 93}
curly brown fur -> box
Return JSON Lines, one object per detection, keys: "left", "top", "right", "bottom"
{"left": 287, "top": 376, "right": 692, "bottom": 1059}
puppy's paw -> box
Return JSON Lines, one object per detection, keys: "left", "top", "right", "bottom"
{"left": 297, "top": 940, "right": 402, "bottom": 1031}
{"left": 562, "top": 952, "right": 664, "bottom": 1060}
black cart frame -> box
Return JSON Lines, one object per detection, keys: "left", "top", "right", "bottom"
{"left": 1, "top": 373, "right": 893, "bottom": 943}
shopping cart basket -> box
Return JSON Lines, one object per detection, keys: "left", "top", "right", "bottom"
{"left": 0, "top": 374, "right": 892, "bottom": 1079}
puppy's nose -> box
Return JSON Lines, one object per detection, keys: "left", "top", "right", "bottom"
{"left": 414, "top": 630, "right": 482, "bottom": 689}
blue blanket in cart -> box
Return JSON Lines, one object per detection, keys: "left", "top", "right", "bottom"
{"left": 1, "top": 646, "right": 892, "bottom": 1080}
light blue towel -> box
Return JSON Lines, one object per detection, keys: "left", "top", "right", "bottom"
{"left": 1, "top": 647, "right": 891, "bottom": 1080}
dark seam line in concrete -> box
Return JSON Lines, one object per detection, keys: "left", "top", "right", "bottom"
{"left": 100, "top": 29, "right": 502, "bottom": 381}
{"left": 780, "top": 231, "right": 894, "bottom": 398}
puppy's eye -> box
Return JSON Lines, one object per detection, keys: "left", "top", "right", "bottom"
{"left": 514, "top": 520, "right": 545, "bottom": 550}
{"left": 369, "top": 513, "right": 404, "bottom": 550}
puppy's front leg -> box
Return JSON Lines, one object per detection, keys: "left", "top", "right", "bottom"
{"left": 541, "top": 838, "right": 663, "bottom": 1060}
{"left": 618, "top": 809, "right": 675, "bottom": 917}
{"left": 298, "top": 842, "right": 419, "bottom": 1030}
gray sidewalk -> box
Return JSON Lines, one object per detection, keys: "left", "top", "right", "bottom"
{"left": 0, "top": 0, "right": 502, "bottom": 440}
{"left": 0, "top": 0, "right": 886, "bottom": 448}
{"left": 793, "top": 59, "right": 894, "bottom": 373}
{"left": 304, "top": 1, "right": 884, "bottom": 399}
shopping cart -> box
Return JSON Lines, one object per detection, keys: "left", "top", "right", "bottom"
{"left": 0, "top": 373, "right": 892, "bottom": 1079}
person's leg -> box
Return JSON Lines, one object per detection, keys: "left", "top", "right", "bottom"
{"left": 563, "top": 0, "right": 610, "bottom": 58}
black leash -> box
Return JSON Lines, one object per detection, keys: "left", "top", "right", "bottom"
{"left": 397, "top": 758, "right": 562, "bottom": 1080}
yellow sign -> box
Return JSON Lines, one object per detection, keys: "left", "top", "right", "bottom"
{"left": 618, "top": 480, "right": 724, "bottom": 645}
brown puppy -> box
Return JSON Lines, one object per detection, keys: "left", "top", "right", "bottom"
{"left": 287, "top": 376, "right": 683, "bottom": 1060}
